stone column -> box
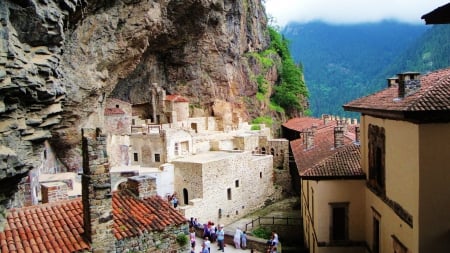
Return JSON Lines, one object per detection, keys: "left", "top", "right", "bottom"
{"left": 81, "top": 128, "right": 115, "bottom": 252}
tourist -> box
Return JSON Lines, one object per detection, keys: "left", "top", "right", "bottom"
{"left": 272, "top": 231, "right": 279, "bottom": 246}
{"left": 241, "top": 231, "right": 247, "bottom": 249}
{"left": 233, "top": 227, "right": 242, "bottom": 249}
{"left": 189, "top": 227, "right": 196, "bottom": 249}
{"left": 217, "top": 224, "right": 225, "bottom": 252}
{"left": 171, "top": 195, "right": 178, "bottom": 208}
{"left": 203, "top": 222, "right": 210, "bottom": 239}
{"left": 209, "top": 222, "right": 217, "bottom": 242}
{"left": 200, "top": 241, "right": 209, "bottom": 253}
{"left": 204, "top": 236, "right": 211, "bottom": 253}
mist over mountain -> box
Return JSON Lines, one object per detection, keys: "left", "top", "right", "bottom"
{"left": 282, "top": 20, "right": 432, "bottom": 118}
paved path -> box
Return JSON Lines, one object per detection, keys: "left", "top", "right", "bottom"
{"left": 194, "top": 237, "right": 259, "bottom": 253}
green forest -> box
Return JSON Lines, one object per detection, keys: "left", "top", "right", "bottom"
{"left": 282, "top": 21, "right": 450, "bottom": 118}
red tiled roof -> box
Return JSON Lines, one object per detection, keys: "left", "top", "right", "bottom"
{"left": 0, "top": 199, "right": 89, "bottom": 253}
{"left": 0, "top": 192, "right": 187, "bottom": 252}
{"left": 290, "top": 119, "right": 356, "bottom": 174}
{"left": 301, "top": 144, "right": 364, "bottom": 179}
{"left": 104, "top": 107, "right": 125, "bottom": 115}
{"left": 165, "top": 94, "right": 189, "bottom": 102}
{"left": 282, "top": 117, "right": 323, "bottom": 132}
{"left": 344, "top": 68, "right": 450, "bottom": 121}
{"left": 112, "top": 191, "right": 187, "bottom": 240}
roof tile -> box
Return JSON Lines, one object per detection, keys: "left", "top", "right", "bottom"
{"left": 0, "top": 191, "right": 187, "bottom": 252}
{"left": 301, "top": 144, "right": 364, "bottom": 178}
{"left": 344, "top": 68, "right": 450, "bottom": 114}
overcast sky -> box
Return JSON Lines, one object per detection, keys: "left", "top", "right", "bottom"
{"left": 265, "top": 0, "right": 449, "bottom": 27}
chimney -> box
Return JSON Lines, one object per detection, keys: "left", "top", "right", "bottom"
{"left": 305, "top": 128, "right": 314, "bottom": 149}
{"left": 334, "top": 126, "right": 344, "bottom": 148}
{"left": 81, "top": 128, "right": 115, "bottom": 252}
{"left": 41, "top": 182, "right": 68, "bottom": 204}
{"left": 322, "top": 114, "right": 330, "bottom": 125}
{"left": 397, "top": 73, "right": 406, "bottom": 98}
{"left": 387, "top": 77, "right": 398, "bottom": 88}
{"left": 127, "top": 175, "right": 157, "bottom": 199}
{"left": 311, "top": 123, "right": 318, "bottom": 134}
{"left": 355, "top": 125, "right": 360, "bottom": 144}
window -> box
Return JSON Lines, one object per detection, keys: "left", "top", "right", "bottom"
{"left": 372, "top": 212, "right": 381, "bottom": 253}
{"left": 133, "top": 153, "right": 138, "bottom": 162}
{"left": 392, "top": 235, "right": 408, "bottom": 253}
{"left": 154, "top": 153, "right": 160, "bottom": 162}
{"left": 259, "top": 172, "right": 262, "bottom": 178}
{"left": 227, "top": 188, "right": 232, "bottom": 200}
{"left": 368, "top": 124, "right": 385, "bottom": 194}
{"left": 270, "top": 148, "right": 275, "bottom": 156}
{"left": 235, "top": 180, "right": 239, "bottom": 187}
{"left": 174, "top": 143, "right": 180, "bottom": 155}
{"left": 329, "top": 202, "right": 349, "bottom": 242}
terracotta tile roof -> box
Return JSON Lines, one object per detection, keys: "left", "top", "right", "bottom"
{"left": 301, "top": 144, "right": 364, "bottom": 179}
{"left": 0, "top": 192, "right": 187, "bottom": 252}
{"left": 165, "top": 94, "right": 189, "bottom": 102}
{"left": 0, "top": 199, "right": 89, "bottom": 253}
{"left": 104, "top": 107, "right": 125, "bottom": 115}
{"left": 282, "top": 117, "right": 323, "bottom": 132}
{"left": 290, "top": 119, "right": 356, "bottom": 174}
{"left": 112, "top": 191, "right": 187, "bottom": 240}
{"left": 344, "top": 68, "right": 450, "bottom": 121}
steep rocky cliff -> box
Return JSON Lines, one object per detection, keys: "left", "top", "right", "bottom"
{"left": 0, "top": 0, "right": 296, "bottom": 221}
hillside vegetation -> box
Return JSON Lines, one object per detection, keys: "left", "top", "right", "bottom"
{"left": 282, "top": 21, "right": 444, "bottom": 118}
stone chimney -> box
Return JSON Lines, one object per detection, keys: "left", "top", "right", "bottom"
{"left": 127, "top": 175, "right": 157, "bottom": 199}
{"left": 305, "top": 128, "right": 314, "bottom": 150}
{"left": 322, "top": 114, "right": 330, "bottom": 125}
{"left": 355, "top": 125, "right": 360, "bottom": 144}
{"left": 387, "top": 77, "right": 398, "bottom": 88}
{"left": 334, "top": 126, "right": 344, "bottom": 148}
{"left": 397, "top": 72, "right": 420, "bottom": 98}
{"left": 398, "top": 73, "right": 406, "bottom": 98}
{"left": 81, "top": 128, "right": 115, "bottom": 252}
{"left": 41, "top": 182, "right": 68, "bottom": 204}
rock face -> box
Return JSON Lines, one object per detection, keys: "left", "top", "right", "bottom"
{"left": 0, "top": 0, "right": 283, "bottom": 220}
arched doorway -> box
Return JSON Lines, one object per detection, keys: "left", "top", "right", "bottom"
{"left": 183, "top": 188, "right": 189, "bottom": 205}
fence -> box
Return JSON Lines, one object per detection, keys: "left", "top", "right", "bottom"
{"left": 244, "top": 216, "right": 302, "bottom": 231}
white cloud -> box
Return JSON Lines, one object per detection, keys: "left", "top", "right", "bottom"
{"left": 265, "top": 0, "right": 449, "bottom": 27}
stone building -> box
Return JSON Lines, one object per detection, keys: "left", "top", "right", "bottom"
{"left": 172, "top": 150, "right": 276, "bottom": 225}
{"left": 103, "top": 84, "right": 290, "bottom": 226}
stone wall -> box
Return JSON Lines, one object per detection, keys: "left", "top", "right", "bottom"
{"left": 41, "top": 182, "right": 68, "bottom": 203}
{"left": 115, "top": 225, "right": 189, "bottom": 253}
{"left": 81, "top": 128, "right": 115, "bottom": 252}
{"left": 174, "top": 151, "right": 279, "bottom": 226}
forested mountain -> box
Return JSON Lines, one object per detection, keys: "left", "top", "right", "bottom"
{"left": 282, "top": 21, "right": 439, "bottom": 118}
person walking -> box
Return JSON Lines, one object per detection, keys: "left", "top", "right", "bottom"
{"left": 204, "top": 237, "right": 211, "bottom": 253}
{"left": 241, "top": 231, "right": 247, "bottom": 249}
{"left": 233, "top": 227, "right": 242, "bottom": 249}
{"left": 200, "top": 241, "right": 209, "bottom": 253}
{"left": 217, "top": 224, "right": 225, "bottom": 252}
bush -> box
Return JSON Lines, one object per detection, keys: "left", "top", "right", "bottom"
{"left": 251, "top": 226, "right": 271, "bottom": 239}
{"left": 176, "top": 232, "right": 188, "bottom": 246}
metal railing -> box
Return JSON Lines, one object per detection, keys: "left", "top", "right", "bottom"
{"left": 245, "top": 216, "right": 302, "bottom": 231}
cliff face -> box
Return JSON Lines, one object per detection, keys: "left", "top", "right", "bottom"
{"left": 0, "top": 0, "right": 277, "bottom": 217}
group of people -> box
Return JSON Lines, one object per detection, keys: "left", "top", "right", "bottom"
{"left": 233, "top": 227, "right": 248, "bottom": 249}
{"left": 188, "top": 218, "right": 279, "bottom": 253}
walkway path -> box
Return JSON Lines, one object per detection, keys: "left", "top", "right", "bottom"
{"left": 194, "top": 196, "right": 300, "bottom": 253}
{"left": 194, "top": 236, "right": 258, "bottom": 253}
